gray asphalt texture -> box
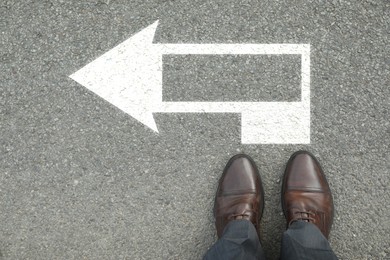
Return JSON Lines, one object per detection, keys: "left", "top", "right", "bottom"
{"left": 1, "top": 0, "right": 389, "bottom": 259}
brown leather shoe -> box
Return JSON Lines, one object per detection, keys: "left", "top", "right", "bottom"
{"left": 282, "top": 150, "right": 334, "bottom": 238}
{"left": 214, "top": 154, "right": 264, "bottom": 238}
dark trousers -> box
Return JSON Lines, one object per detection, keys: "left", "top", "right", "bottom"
{"left": 204, "top": 220, "right": 338, "bottom": 260}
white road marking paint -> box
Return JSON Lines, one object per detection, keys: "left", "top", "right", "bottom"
{"left": 70, "top": 20, "right": 311, "bottom": 144}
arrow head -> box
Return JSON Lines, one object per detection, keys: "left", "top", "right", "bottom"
{"left": 70, "top": 20, "right": 161, "bottom": 132}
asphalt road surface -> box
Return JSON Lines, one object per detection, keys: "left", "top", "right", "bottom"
{"left": 1, "top": 0, "right": 389, "bottom": 259}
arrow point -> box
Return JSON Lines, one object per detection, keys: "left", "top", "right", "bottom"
{"left": 144, "top": 114, "right": 159, "bottom": 133}
{"left": 129, "top": 111, "right": 159, "bottom": 133}
{"left": 69, "top": 20, "right": 162, "bottom": 136}
{"left": 132, "top": 20, "right": 159, "bottom": 44}
{"left": 69, "top": 73, "right": 78, "bottom": 82}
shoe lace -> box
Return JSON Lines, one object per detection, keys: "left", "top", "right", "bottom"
{"left": 216, "top": 196, "right": 258, "bottom": 221}
{"left": 227, "top": 210, "right": 255, "bottom": 220}
{"left": 289, "top": 211, "right": 316, "bottom": 226}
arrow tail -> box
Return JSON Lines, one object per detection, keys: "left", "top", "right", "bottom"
{"left": 161, "top": 44, "right": 309, "bottom": 55}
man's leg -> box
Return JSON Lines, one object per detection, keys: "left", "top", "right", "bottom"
{"left": 204, "top": 220, "right": 265, "bottom": 260}
{"left": 280, "top": 221, "right": 338, "bottom": 260}
{"left": 281, "top": 151, "right": 338, "bottom": 260}
{"left": 203, "top": 154, "right": 266, "bottom": 260}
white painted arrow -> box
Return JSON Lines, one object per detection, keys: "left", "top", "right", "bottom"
{"left": 70, "top": 20, "right": 311, "bottom": 144}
